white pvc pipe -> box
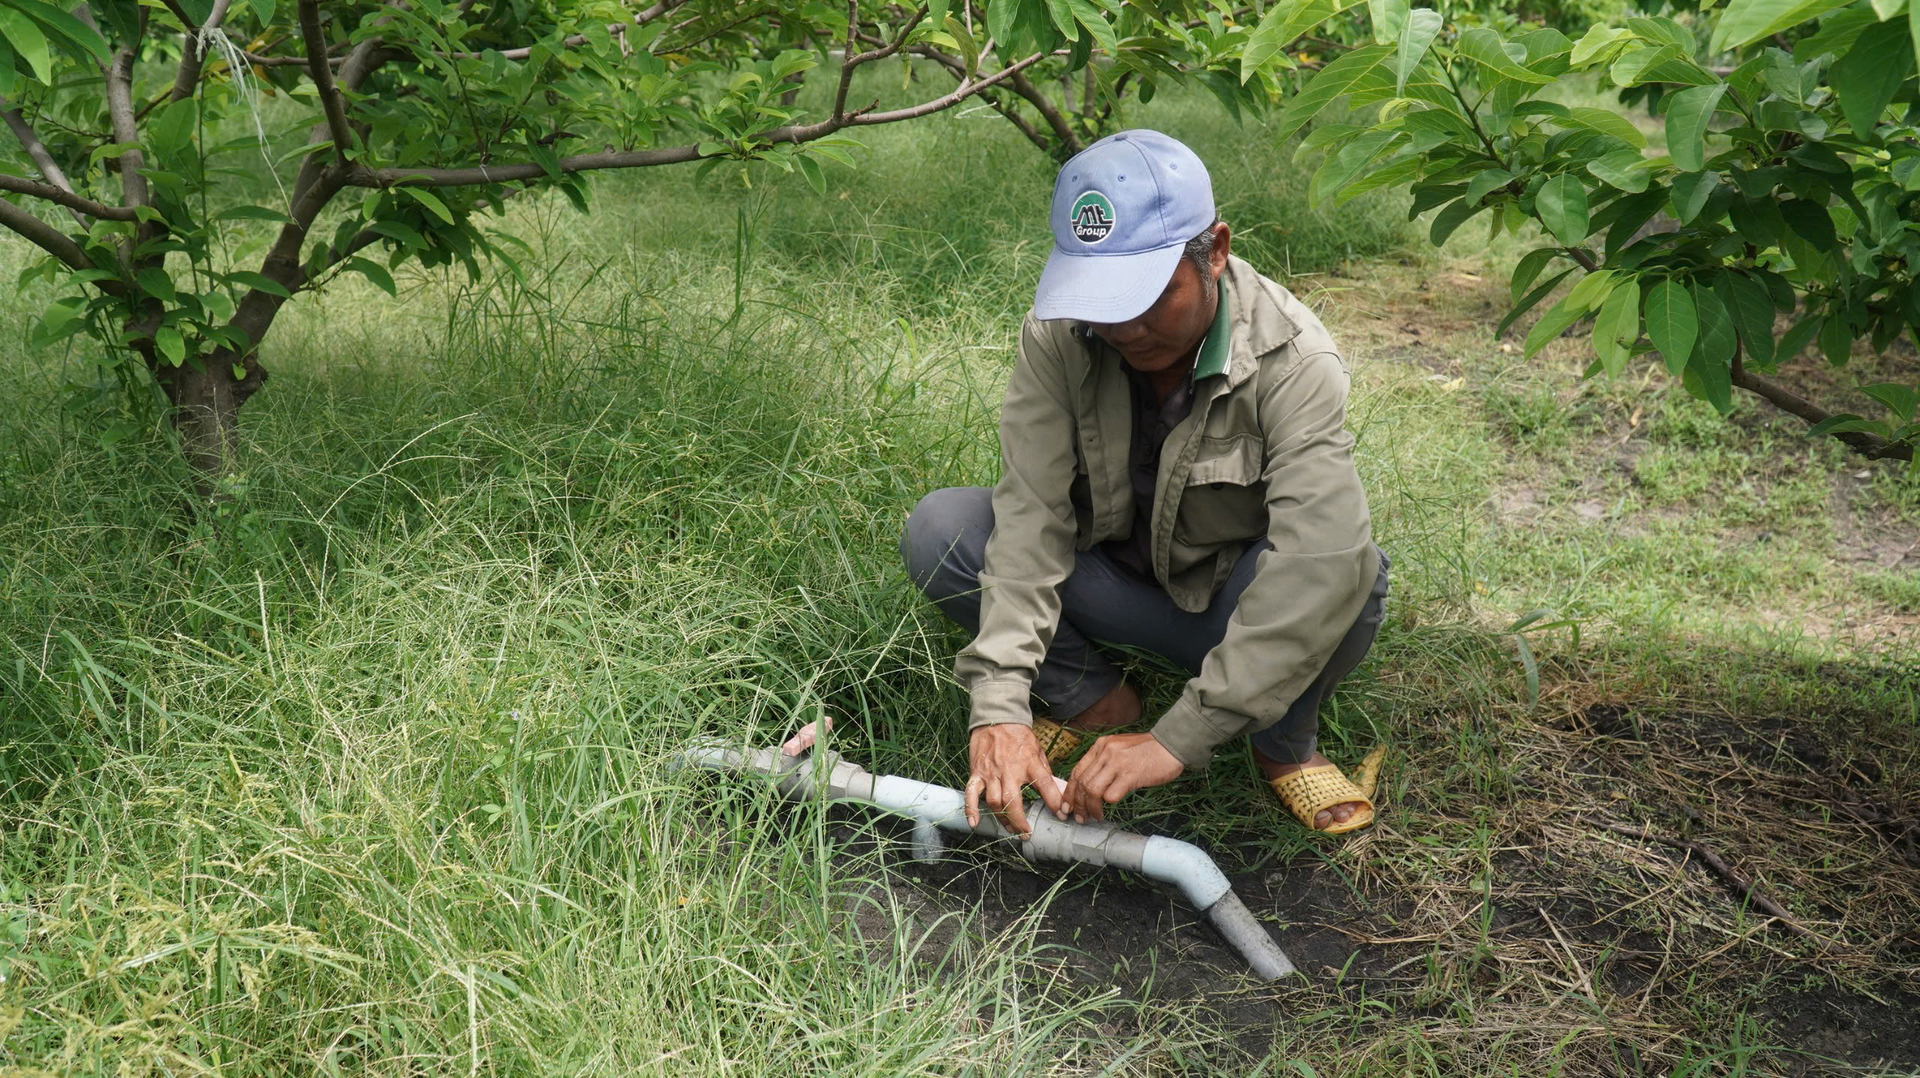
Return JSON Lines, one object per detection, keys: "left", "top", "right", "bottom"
{"left": 675, "top": 740, "right": 1298, "bottom": 980}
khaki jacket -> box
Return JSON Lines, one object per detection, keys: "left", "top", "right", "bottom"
{"left": 956, "top": 255, "right": 1379, "bottom": 769}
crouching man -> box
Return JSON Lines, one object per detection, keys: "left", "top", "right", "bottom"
{"left": 900, "top": 130, "right": 1390, "bottom": 839}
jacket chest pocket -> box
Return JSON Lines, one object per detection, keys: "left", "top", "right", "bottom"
{"left": 1174, "top": 434, "right": 1266, "bottom": 546}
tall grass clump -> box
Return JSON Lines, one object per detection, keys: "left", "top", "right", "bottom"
{"left": 0, "top": 127, "right": 1282, "bottom": 1067}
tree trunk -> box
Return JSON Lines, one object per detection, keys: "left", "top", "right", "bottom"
{"left": 154, "top": 350, "right": 267, "bottom": 493}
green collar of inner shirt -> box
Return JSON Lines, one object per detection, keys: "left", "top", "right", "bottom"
{"left": 1193, "top": 277, "right": 1232, "bottom": 381}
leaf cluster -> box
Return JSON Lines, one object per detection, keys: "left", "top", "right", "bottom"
{"left": 1259, "top": 0, "right": 1920, "bottom": 466}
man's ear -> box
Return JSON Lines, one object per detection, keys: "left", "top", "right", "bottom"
{"left": 1211, "top": 221, "right": 1232, "bottom": 281}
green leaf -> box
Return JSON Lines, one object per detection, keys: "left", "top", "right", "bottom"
{"left": 154, "top": 325, "right": 186, "bottom": 366}
{"left": 1066, "top": 0, "right": 1116, "bottom": 54}
{"left": 1429, "top": 198, "right": 1483, "bottom": 246}
{"left": 136, "top": 267, "right": 176, "bottom": 303}
{"left": 224, "top": 270, "right": 292, "bottom": 298}
{"left": 1718, "top": 272, "right": 1777, "bottom": 369}
{"left": 985, "top": 0, "right": 1019, "bottom": 52}
{"left": 1712, "top": 0, "right": 1855, "bottom": 52}
{"left": 1499, "top": 268, "right": 1576, "bottom": 338}
{"left": 12, "top": 0, "right": 109, "bottom": 63}
{"left": 1627, "top": 16, "right": 1695, "bottom": 50}
{"left": 1665, "top": 84, "right": 1727, "bottom": 173}
{"left": 1511, "top": 247, "right": 1559, "bottom": 302}
{"left": 1564, "top": 269, "right": 1619, "bottom": 313}
{"left": 1465, "top": 167, "right": 1516, "bottom": 206}
{"left": 1804, "top": 413, "right": 1889, "bottom": 437}
{"left": 1570, "top": 25, "right": 1631, "bottom": 68}
{"left": 214, "top": 205, "right": 295, "bottom": 224}
{"left": 1874, "top": 0, "right": 1908, "bottom": 18}
{"left": 1334, "top": 153, "right": 1423, "bottom": 204}
{"left": 1367, "top": 0, "right": 1408, "bottom": 45}
{"left": 1524, "top": 293, "right": 1587, "bottom": 357}
{"left": 1669, "top": 170, "right": 1720, "bottom": 224}
{"left": 1645, "top": 279, "right": 1699, "bottom": 375}
{"left": 1861, "top": 382, "right": 1919, "bottom": 420}
{"left": 1536, "top": 174, "right": 1590, "bottom": 245}
{"left": 0, "top": 6, "right": 53, "bottom": 83}
{"left": 344, "top": 256, "right": 395, "bottom": 296}
{"left": 796, "top": 153, "right": 826, "bottom": 195}
{"left": 1778, "top": 315, "right": 1822, "bottom": 363}
{"left": 944, "top": 16, "right": 978, "bottom": 74}
{"left": 1593, "top": 278, "right": 1641, "bottom": 375}
{"left": 1780, "top": 198, "right": 1836, "bottom": 247}
{"left": 1243, "top": 0, "right": 1368, "bottom": 81}
{"left": 0, "top": 31, "right": 16, "bottom": 97}
{"left": 1588, "top": 150, "right": 1650, "bottom": 193}
{"left": 1910, "top": 0, "right": 1920, "bottom": 68}
{"left": 1611, "top": 44, "right": 1680, "bottom": 87}
{"left": 1311, "top": 129, "right": 1403, "bottom": 205}
{"left": 1273, "top": 44, "right": 1394, "bottom": 142}
{"left": 1458, "top": 28, "right": 1556, "bottom": 85}
{"left": 1043, "top": 0, "right": 1078, "bottom": 41}
{"left": 1833, "top": 30, "right": 1914, "bottom": 136}
{"left": 397, "top": 186, "right": 456, "bottom": 224}
{"left": 1562, "top": 106, "right": 1647, "bottom": 149}
{"left": 1820, "top": 310, "right": 1855, "bottom": 365}
{"left": 147, "top": 98, "right": 198, "bottom": 163}
{"left": 1691, "top": 282, "right": 1737, "bottom": 411}
{"left": 254, "top": 0, "right": 279, "bottom": 26}
{"left": 1394, "top": 8, "right": 1442, "bottom": 93}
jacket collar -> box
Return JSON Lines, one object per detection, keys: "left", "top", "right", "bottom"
{"left": 1216, "top": 254, "right": 1301, "bottom": 389}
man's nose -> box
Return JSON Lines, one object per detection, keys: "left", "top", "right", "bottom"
{"left": 1094, "top": 317, "right": 1147, "bottom": 344}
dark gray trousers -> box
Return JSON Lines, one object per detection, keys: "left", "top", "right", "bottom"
{"left": 900, "top": 486, "right": 1389, "bottom": 764}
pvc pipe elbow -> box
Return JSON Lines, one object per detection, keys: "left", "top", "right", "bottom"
{"left": 1139, "top": 835, "right": 1232, "bottom": 911}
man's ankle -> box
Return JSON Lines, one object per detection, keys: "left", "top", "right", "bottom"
{"left": 1064, "top": 681, "right": 1141, "bottom": 731}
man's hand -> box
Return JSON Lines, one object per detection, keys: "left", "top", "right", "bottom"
{"left": 1062, "top": 733, "right": 1183, "bottom": 823}
{"left": 965, "top": 723, "right": 1067, "bottom": 838}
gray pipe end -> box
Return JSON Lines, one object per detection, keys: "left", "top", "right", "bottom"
{"left": 1205, "top": 891, "right": 1298, "bottom": 981}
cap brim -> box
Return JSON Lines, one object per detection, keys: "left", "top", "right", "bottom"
{"left": 1031, "top": 242, "right": 1184, "bottom": 323}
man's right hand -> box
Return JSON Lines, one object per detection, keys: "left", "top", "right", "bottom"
{"left": 965, "top": 723, "right": 1067, "bottom": 839}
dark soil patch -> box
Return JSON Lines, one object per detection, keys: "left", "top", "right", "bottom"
{"left": 796, "top": 693, "right": 1920, "bottom": 1073}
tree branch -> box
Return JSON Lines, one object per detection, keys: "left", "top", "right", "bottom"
{"left": 907, "top": 43, "right": 1052, "bottom": 154}
{"left": 102, "top": 32, "right": 152, "bottom": 221}
{"left": 1731, "top": 349, "right": 1914, "bottom": 462}
{"left": 1007, "top": 69, "right": 1083, "bottom": 156}
{"left": 0, "top": 100, "right": 92, "bottom": 228}
{"left": 0, "top": 172, "right": 139, "bottom": 221}
{"left": 292, "top": 225, "right": 385, "bottom": 293}
{"left": 0, "top": 198, "right": 96, "bottom": 271}
{"left": 298, "top": 0, "right": 354, "bottom": 159}
{"left": 651, "top": 4, "right": 767, "bottom": 56}
{"left": 169, "top": 0, "right": 234, "bottom": 102}
{"left": 832, "top": 3, "right": 928, "bottom": 122}
{"left": 346, "top": 46, "right": 1051, "bottom": 189}
{"left": 391, "top": 1, "right": 689, "bottom": 63}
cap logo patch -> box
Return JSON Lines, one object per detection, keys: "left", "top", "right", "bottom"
{"left": 1070, "top": 190, "right": 1116, "bottom": 245}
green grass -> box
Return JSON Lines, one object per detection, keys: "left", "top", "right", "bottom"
{"left": 5, "top": 73, "right": 1920, "bottom": 1076}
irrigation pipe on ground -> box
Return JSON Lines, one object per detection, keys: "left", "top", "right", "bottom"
{"left": 677, "top": 740, "right": 1298, "bottom": 980}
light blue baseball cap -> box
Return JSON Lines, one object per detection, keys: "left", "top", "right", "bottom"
{"left": 1032, "top": 129, "right": 1216, "bottom": 323}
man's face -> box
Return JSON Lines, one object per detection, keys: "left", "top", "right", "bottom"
{"left": 1086, "top": 227, "right": 1227, "bottom": 375}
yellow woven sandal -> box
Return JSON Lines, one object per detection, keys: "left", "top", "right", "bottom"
{"left": 1028, "top": 718, "right": 1082, "bottom": 764}
{"left": 1268, "top": 758, "right": 1377, "bottom": 835}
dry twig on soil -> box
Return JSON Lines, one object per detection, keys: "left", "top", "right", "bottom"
{"left": 1585, "top": 818, "right": 1820, "bottom": 940}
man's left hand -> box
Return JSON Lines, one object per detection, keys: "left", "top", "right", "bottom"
{"left": 1061, "top": 732, "right": 1183, "bottom": 823}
